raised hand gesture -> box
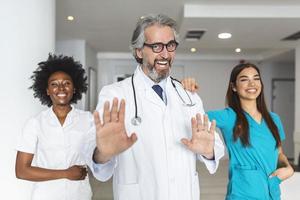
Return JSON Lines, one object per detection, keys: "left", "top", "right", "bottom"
{"left": 181, "top": 114, "right": 215, "bottom": 159}
{"left": 93, "top": 98, "right": 137, "bottom": 163}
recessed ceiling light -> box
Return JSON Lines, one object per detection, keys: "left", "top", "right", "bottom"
{"left": 235, "top": 48, "right": 241, "bottom": 53}
{"left": 67, "top": 16, "right": 74, "bottom": 21}
{"left": 218, "top": 32, "right": 232, "bottom": 39}
{"left": 190, "top": 48, "right": 197, "bottom": 53}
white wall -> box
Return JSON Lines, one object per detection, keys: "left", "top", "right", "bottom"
{"left": 56, "top": 40, "right": 86, "bottom": 63}
{"left": 85, "top": 43, "right": 98, "bottom": 111}
{"left": 97, "top": 54, "right": 136, "bottom": 93}
{"left": 295, "top": 46, "right": 300, "bottom": 165}
{"left": 175, "top": 59, "right": 242, "bottom": 110}
{"left": 86, "top": 43, "right": 98, "bottom": 71}
{"left": 259, "top": 61, "right": 295, "bottom": 108}
{"left": 0, "top": 0, "right": 55, "bottom": 199}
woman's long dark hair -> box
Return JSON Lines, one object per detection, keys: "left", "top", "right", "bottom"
{"left": 226, "top": 63, "right": 281, "bottom": 147}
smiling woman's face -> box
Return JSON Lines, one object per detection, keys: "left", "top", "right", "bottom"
{"left": 233, "top": 67, "right": 262, "bottom": 102}
{"left": 46, "top": 71, "right": 74, "bottom": 107}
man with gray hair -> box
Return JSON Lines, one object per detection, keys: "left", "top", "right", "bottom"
{"left": 93, "top": 14, "right": 224, "bottom": 200}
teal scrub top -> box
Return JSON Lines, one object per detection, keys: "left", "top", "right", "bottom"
{"left": 207, "top": 107, "right": 285, "bottom": 200}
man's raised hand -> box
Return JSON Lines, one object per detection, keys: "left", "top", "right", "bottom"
{"left": 93, "top": 98, "right": 137, "bottom": 163}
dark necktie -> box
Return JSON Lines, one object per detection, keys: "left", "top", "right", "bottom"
{"left": 152, "top": 85, "right": 163, "bottom": 101}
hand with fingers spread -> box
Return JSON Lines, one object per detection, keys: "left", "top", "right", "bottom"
{"left": 181, "top": 77, "right": 199, "bottom": 93}
{"left": 93, "top": 98, "right": 137, "bottom": 164}
{"left": 181, "top": 114, "right": 215, "bottom": 159}
{"left": 66, "top": 165, "right": 88, "bottom": 180}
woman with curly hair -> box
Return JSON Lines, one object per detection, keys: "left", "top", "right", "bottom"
{"left": 15, "top": 54, "right": 98, "bottom": 200}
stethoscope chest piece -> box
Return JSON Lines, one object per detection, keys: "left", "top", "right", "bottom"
{"left": 131, "top": 116, "right": 142, "bottom": 126}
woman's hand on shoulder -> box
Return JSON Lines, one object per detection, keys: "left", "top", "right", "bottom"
{"left": 181, "top": 77, "right": 199, "bottom": 93}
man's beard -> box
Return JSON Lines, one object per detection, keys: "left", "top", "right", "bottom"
{"left": 142, "top": 58, "right": 171, "bottom": 83}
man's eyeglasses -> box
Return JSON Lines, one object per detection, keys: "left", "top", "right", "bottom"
{"left": 143, "top": 40, "right": 178, "bottom": 53}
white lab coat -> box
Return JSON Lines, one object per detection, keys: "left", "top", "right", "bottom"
{"left": 96, "top": 66, "right": 224, "bottom": 200}
{"left": 16, "top": 107, "right": 98, "bottom": 200}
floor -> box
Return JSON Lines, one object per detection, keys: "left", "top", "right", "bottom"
{"left": 90, "top": 159, "right": 229, "bottom": 200}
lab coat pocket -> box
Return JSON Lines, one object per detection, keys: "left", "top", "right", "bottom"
{"left": 118, "top": 183, "right": 141, "bottom": 200}
{"left": 231, "top": 165, "right": 267, "bottom": 199}
{"left": 268, "top": 176, "right": 281, "bottom": 200}
{"left": 192, "top": 172, "right": 200, "bottom": 200}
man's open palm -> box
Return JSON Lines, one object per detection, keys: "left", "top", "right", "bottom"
{"left": 181, "top": 114, "right": 215, "bottom": 159}
{"left": 94, "top": 98, "right": 137, "bottom": 163}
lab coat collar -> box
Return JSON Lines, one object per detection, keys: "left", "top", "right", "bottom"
{"left": 46, "top": 105, "right": 77, "bottom": 128}
{"left": 134, "top": 65, "right": 170, "bottom": 108}
{"left": 137, "top": 65, "right": 167, "bottom": 92}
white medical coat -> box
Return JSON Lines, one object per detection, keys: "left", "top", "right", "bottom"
{"left": 16, "top": 107, "right": 104, "bottom": 200}
{"left": 96, "top": 66, "right": 224, "bottom": 200}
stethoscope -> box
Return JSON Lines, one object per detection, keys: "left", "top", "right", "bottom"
{"left": 131, "top": 74, "right": 195, "bottom": 126}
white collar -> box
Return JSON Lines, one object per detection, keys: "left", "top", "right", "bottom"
{"left": 138, "top": 65, "right": 167, "bottom": 92}
{"left": 47, "top": 105, "right": 76, "bottom": 127}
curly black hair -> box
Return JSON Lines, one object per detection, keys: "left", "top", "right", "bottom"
{"left": 30, "top": 54, "right": 88, "bottom": 107}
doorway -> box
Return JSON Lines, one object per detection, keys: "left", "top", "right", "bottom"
{"left": 271, "top": 79, "right": 295, "bottom": 159}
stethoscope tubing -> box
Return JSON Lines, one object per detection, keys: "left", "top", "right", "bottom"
{"left": 130, "top": 74, "right": 195, "bottom": 126}
{"left": 170, "top": 77, "right": 195, "bottom": 107}
{"left": 131, "top": 74, "right": 138, "bottom": 120}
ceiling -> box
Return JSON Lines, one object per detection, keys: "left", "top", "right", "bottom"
{"left": 56, "top": 0, "right": 300, "bottom": 62}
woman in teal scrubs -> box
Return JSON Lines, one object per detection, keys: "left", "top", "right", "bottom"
{"left": 183, "top": 63, "right": 294, "bottom": 200}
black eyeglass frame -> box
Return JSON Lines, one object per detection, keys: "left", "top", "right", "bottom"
{"left": 143, "top": 40, "right": 178, "bottom": 53}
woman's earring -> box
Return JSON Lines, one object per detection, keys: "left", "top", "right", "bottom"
{"left": 231, "top": 83, "right": 237, "bottom": 92}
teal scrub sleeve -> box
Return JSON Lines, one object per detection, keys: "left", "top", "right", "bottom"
{"left": 206, "top": 108, "right": 233, "bottom": 129}
{"left": 270, "top": 112, "right": 286, "bottom": 141}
